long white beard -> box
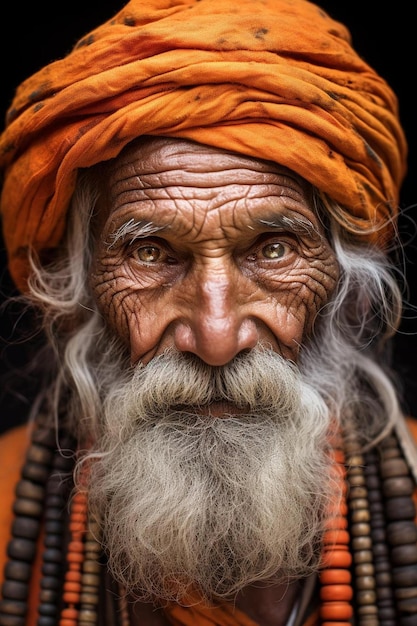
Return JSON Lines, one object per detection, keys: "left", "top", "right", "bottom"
{"left": 83, "top": 349, "right": 334, "bottom": 603}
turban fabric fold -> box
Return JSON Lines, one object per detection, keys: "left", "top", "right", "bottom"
{"left": 0, "top": 0, "right": 407, "bottom": 291}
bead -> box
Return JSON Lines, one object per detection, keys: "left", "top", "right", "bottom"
{"left": 15, "top": 479, "right": 45, "bottom": 501}
{"left": 60, "top": 606, "right": 79, "bottom": 618}
{"left": 39, "top": 588, "right": 58, "bottom": 603}
{"left": 391, "top": 544, "right": 417, "bottom": 566}
{"left": 41, "top": 561, "right": 62, "bottom": 576}
{"left": 40, "top": 576, "right": 61, "bottom": 590}
{"left": 349, "top": 498, "right": 369, "bottom": 510}
{"left": 384, "top": 476, "right": 415, "bottom": 498}
{"left": 355, "top": 562, "right": 375, "bottom": 576}
{"left": 26, "top": 443, "right": 54, "bottom": 465}
{"left": 320, "top": 567, "right": 352, "bottom": 586}
{"left": 321, "top": 623, "right": 351, "bottom": 626}
{"left": 351, "top": 508, "right": 370, "bottom": 523}
{"left": 377, "top": 586, "right": 394, "bottom": 604}
{"left": 350, "top": 486, "right": 369, "bottom": 501}
{"left": 353, "top": 549, "right": 373, "bottom": 563}
{"left": 399, "top": 614, "right": 417, "bottom": 626}
{"left": 84, "top": 540, "right": 102, "bottom": 553}
{"left": 324, "top": 515, "right": 348, "bottom": 530}
{"left": 357, "top": 603, "right": 378, "bottom": 615}
{"left": 380, "top": 457, "right": 409, "bottom": 478}
{"left": 12, "top": 517, "right": 40, "bottom": 540}
{"left": 7, "top": 538, "right": 36, "bottom": 562}
{"left": 356, "top": 589, "right": 377, "bottom": 604}
{"left": 1, "top": 580, "right": 28, "bottom": 601}
{"left": 81, "top": 573, "right": 100, "bottom": 586}
{"left": 38, "top": 617, "right": 58, "bottom": 626}
{"left": 351, "top": 522, "right": 371, "bottom": 536}
{"left": 387, "top": 521, "right": 417, "bottom": 545}
{"left": 43, "top": 548, "right": 63, "bottom": 563}
{"left": 395, "top": 586, "right": 417, "bottom": 600}
{"left": 30, "top": 426, "right": 57, "bottom": 448}
{"left": 397, "top": 596, "right": 417, "bottom": 612}
{"left": 355, "top": 575, "right": 376, "bottom": 590}
{"left": 68, "top": 540, "right": 84, "bottom": 553}
{"left": 320, "top": 584, "right": 353, "bottom": 602}
{"left": 348, "top": 473, "right": 366, "bottom": 487}
{"left": 22, "top": 461, "right": 50, "bottom": 484}
{"left": 38, "top": 603, "right": 58, "bottom": 617}
{"left": 44, "top": 533, "right": 64, "bottom": 548}
{"left": 0, "top": 614, "right": 26, "bottom": 626}
{"left": 67, "top": 551, "right": 84, "bottom": 564}
{"left": 44, "top": 520, "right": 63, "bottom": 534}
{"left": 352, "top": 536, "right": 372, "bottom": 550}
{"left": 0, "top": 599, "right": 26, "bottom": 616}
{"left": 370, "top": 527, "right": 386, "bottom": 543}
{"left": 393, "top": 565, "right": 417, "bottom": 587}
{"left": 320, "top": 601, "right": 353, "bottom": 621}
{"left": 375, "top": 571, "right": 392, "bottom": 586}
{"left": 4, "top": 561, "right": 31, "bottom": 582}
{"left": 323, "top": 529, "right": 350, "bottom": 545}
{"left": 80, "top": 591, "right": 100, "bottom": 605}
{"left": 78, "top": 608, "right": 98, "bottom": 622}
{"left": 12, "top": 498, "right": 43, "bottom": 518}
{"left": 385, "top": 496, "right": 416, "bottom": 521}
{"left": 83, "top": 560, "right": 101, "bottom": 574}
{"left": 66, "top": 570, "right": 83, "bottom": 582}
{"left": 63, "top": 591, "right": 81, "bottom": 604}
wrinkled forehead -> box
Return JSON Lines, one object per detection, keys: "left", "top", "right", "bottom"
{"left": 97, "top": 135, "right": 315, "bottom": 204}
{"left": 90, "top": 135, "right": 323, "bottom": 240}
{"left": 118, "top": 135, "right": 311, "bottom": 181}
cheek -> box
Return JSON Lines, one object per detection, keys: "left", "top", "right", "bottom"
{"left": 266, "top": 260, "right": 339, "bottom": 341}
{"left": 90, "top": 265, "right": 175, "bottom": 361}
{"left": 90, "top": 269, "right": 132, "bottom": 344}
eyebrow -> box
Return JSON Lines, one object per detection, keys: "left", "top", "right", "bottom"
{"left": 257, "top": 214, "right": 319, "bottom": 238}
{"left": 107, "top": 218, "right": 167, "bottom": 248}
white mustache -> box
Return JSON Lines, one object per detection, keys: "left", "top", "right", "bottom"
{"left": 105, "top": 348, "right": 306, "bottom": 423}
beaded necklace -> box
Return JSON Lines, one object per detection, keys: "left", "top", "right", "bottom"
{"left": 0, "top": 415, "right": 417, "bottom": 626}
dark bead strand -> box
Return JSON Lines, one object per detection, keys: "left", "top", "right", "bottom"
{"left": 37, "top": 435, "right": 76, "bottom": 626}
{"left": 78, "top": 516, "right": 102, "bottom": 626}
{"left": 364, "top": 447, "right": 397, "bottom": 626}
{"left": 378, "top": 434, "right": 417, "bottom": 626}
{"left": 0, "top": 420, "right": 56, "bottom": 626}
{"left": 344, "top": 433, "right": 379, "bottom": 626}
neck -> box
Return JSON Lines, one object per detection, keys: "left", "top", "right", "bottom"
{"left": 234, "top": 579, "right": 302, "bottom": 626}
{"left": 127, "top": 579, "right": 302, "bottom": 626}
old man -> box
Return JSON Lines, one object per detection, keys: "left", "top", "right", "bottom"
{"left": 0, "top": 1, "right": 416, "bottom": 625}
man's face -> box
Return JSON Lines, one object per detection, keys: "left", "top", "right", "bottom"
{"left": 91, "top": 136, "right": 339, "bottom": 371}
{"left": 86, "top": 137, "right": 342, "bottom": 600}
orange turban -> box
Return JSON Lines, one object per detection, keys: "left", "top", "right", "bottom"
{"left": 0, "top": 0, "right": 407, "bottom": 291}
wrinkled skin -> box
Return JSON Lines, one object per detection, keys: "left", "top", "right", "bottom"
{"left": 90, "top": 137, "right": 340, "bottom": 625}
{"left": 91, "top": 136, "right": 339, "bottom": 368}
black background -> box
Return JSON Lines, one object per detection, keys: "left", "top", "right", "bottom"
{"left": 1, "top": 2, "right": 416, "bottom": 432}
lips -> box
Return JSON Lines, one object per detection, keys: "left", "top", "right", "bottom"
{"left": 172, "top": 400, "right": 249, "bottom": 418}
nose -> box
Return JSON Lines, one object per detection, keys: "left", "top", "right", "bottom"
{"left": 173, "top": 275, "right": 259, "bottom": 366}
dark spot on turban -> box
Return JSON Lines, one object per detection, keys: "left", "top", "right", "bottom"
{"left": 75, "top": 34, "right": 95, "bottom": 49}
{"left": 253, "top": 28, "right": 269, "bottom": 39}
{"left": 364, "top": 141, "right": 383, "bottom": 167}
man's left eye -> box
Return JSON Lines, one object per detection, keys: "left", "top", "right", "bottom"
{"left": 261, "top": 242, "right": 287, "bottom": 259}
{"left": 135, "top": 245, "right": 161, "bottom": 263}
